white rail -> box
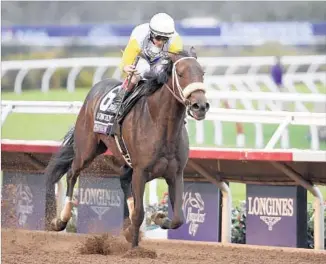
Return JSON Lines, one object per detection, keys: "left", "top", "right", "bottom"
{"left": 2, "top": 55, "right": 325, "bottom": 94}
{"left": 2, "top": 96, "right": 325, "bottom": 150}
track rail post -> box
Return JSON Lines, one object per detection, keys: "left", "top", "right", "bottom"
{"left": 271, "top": 162, "right": 325, "bottom": 250}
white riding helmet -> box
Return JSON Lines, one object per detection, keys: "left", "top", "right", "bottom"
{"left": 149, "top": 13, "right": 175, "bottom": 38}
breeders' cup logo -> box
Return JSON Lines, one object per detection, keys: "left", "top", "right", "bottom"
{"left": 182, "top": 192, "right": 206, "bottom": 236}
{"left": 247, "top": 197, "right": 294, "bottom": 231}
{"left": 13, "top": 184, "right": 34, "bottom": 226}
{"left": 79, "top": 188, "right": 121, "bottom": 220}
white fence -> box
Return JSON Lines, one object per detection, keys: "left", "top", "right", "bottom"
{"left": 2, "top": 93, "right": 326, "bottom": 150}
{"left": 2, "top": 55, "right": 325, "bottom": 94}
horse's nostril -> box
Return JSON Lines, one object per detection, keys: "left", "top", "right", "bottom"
{"left": 205, "top": 102, "right": 210, "bottom": 110}
{"left": 191, "top": 103, "right": 200, "bottom": 111}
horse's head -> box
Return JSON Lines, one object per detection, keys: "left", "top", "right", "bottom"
{"left": 166, "top": 47, "right": 210, "bottom": 121}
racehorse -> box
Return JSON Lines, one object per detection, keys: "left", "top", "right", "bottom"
{"left": 45, "top": 47, "right": 210, "bottom": 248}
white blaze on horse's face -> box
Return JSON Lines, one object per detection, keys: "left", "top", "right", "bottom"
{"left": 171, "top": 57, "right": 210, "bottom": 121}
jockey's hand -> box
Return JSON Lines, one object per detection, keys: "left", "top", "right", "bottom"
{"left": 123, "top": 65, "right": 138, "bottom": 75}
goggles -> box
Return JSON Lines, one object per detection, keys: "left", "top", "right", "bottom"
{"left": 151, "top": 32, "right": 169, "bottom": 42}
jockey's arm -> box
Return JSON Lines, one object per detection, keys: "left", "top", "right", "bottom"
{"left": 168, "top": 34, "right": 183, "bottom": 53}
{"left": 119, "top": 35, "right": 141, "bottom": 79}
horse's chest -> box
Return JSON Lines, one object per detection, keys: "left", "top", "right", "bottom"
{"left": 148, "top": 156, "right": 179, "bottom": 180}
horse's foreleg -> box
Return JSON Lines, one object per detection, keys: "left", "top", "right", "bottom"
{"left": 154, "top": 174, "right": 184, "bottom": 230}
{"left": 127, "top": 168, "right": 146, "bottom": 248}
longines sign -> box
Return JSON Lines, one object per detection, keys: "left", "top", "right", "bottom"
{"left": 77, "top": 174, "right": 124, "bottom": 234}
{"left": 248, "top": 196, "right": 294, "bottom": 230}
{"left": 246, "top": 184, "right": 307, "bottom": 247}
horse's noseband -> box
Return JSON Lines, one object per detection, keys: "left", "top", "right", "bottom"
{"left": 164, "top": 57, "right": 206, "bottom": 107}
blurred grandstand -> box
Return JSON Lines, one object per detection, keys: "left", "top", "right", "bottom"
{"left": 1, "top": 1, "right": 326, "bottom": 58}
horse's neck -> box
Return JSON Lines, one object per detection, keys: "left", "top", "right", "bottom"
{"left": 147, "top": 82, "right": 186, "bottom": 143}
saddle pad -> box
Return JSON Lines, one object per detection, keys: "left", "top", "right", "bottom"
{"left": 93, "top": 85, "right": 120, "bottom": 134}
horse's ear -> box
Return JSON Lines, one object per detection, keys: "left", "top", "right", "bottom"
{"left": 189, "top": 46, "right": 197, "bottom": 59}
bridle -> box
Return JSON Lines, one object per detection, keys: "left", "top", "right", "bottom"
{"left": 164, "top": 57, "right": 206, "bottom": 113}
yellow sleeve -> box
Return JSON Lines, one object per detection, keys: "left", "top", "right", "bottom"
{"left": 168, "top": 35, "right": 183, "bottom": 53}
{"left": 119, "top": 38, "right": 141, "bottom": 79}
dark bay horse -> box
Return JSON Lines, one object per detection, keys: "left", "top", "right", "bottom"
{"left": 45, "top": 48, "right": 210, "bottom": 248}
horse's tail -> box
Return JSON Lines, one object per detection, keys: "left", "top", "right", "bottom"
{"left": 45, "top": 126, "right": 75, "bottom": 186}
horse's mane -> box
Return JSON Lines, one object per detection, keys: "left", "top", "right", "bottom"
{"left": 142, "top": 50, "right": 192, "bottom": 96}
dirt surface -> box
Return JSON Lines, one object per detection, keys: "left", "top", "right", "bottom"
{"left": 2, "top": 228, "right": 326, "bottom": 264}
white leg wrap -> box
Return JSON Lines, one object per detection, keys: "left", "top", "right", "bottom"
{"left": 60, "top": 197, "right": 73, "bottom": 222}
{"left": 127, "top": 197, "right": 134, "bottom": 221}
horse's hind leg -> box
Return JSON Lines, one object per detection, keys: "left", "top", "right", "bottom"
{"left": 51, "top": 135, "right": 106, "bottom": 231}
{"left": 120, "top": 164, "right": 133, "bottom": 228}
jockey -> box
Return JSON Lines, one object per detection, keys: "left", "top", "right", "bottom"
{"left": 110, "top": 13, "right": 183, "bottom": 112}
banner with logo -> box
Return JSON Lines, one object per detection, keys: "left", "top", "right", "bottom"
{"left": 167, "top": 181, "right": 221, "bottom": 242}
{"left": 246, "top": 184, "right": 307, "bottom": 247}
{"left": 77, "top": 174, "right": 124, "bottom": 234}
{"left": 2, "top": 21, "right": 325, "bottom": 47}
{"left": 1, "top": 172, "right": 48, "bottom": 230}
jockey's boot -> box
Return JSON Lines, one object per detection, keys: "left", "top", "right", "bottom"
{"left": 106, "top": 80, "right": 139, "bottom": 136}
{"left": 116, "top": 81, "right": 137, "bottom": 112}
{"left": 106, "top": 89, "right": 123, "bottom": 137}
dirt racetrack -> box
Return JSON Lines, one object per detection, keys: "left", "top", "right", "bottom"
{"left": 2, "top": 228, "right": 326, "bottom": 264}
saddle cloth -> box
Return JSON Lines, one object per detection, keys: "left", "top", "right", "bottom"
{"left": 93, "top": 81, "right": 146, "bottom": 135}
{"left": 93, "top": 84, "right": 121, "bottom": 135}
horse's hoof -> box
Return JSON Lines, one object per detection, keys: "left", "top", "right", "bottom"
{"left": 123, "top": 217, "right": 131, "bottom": 230}
{"left": 123, "top": 226, "right": 143, "bottom": 244}
{"left": 151, "top": 212, "right": 167, "bottom": 226}
{"left": 50, "top": 218, "right": 68, "bottom": 231}
{"left": 123, "top": 226, "right": 133, "bottom": 243}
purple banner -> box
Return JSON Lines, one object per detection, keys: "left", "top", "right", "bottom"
{"left": 1, "top": 172, "right": 48, "bottom": 230}
{"left": 168, "top": 182, "right": 220, "bottom": 242}
{"left": 2, "top": 21, "right": 324, "bottom": 47}
{"left": 2, "top": 21, "right": 325, "bottom": 38}
{"left": 246, "top": 184, "right": 307, "bottom": 247}
{"left": 77, "top": 174, "right": 124, "bottom": 234}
